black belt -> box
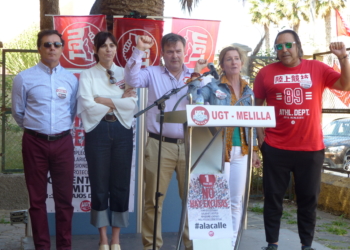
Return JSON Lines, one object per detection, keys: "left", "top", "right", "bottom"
{"left": 102, "top": 113, "right": 117, "bottom": 122}
{"left": 24, "top": 128, "right": 70, "bottom": 141}
{"left": 149, "top": 132, "right": 184, "bottom": 144}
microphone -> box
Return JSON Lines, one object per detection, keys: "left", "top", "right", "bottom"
{"left": 207, "top": 63, "right": 219, "bottom": 80}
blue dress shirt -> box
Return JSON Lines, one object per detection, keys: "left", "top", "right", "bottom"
{"left": 11, "top": 61, "right": 78, "bottom": 134}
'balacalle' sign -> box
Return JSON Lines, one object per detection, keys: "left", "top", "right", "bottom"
{"left": 186, "top": 105, "right": 276, "bottom": 127}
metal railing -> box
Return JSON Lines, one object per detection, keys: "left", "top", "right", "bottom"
{"left": 1, "top": 49, "right": 38, "bottom": 173}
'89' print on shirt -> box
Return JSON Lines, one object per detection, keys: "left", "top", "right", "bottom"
{"left": 274, "top": 73, "right": 312, "bottom": 120}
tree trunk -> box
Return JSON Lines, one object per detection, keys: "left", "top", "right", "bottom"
{"left": 248, "top": 35, "right": 265, "bottom": 78}
{"left": 325, "top": 10, "right": 332, "bottom": 49}
{"left": 293, "top": 22, "right": 299, "bottom": 34}
{"left": 90, "top": 0, "right": 165, "bottom": 31}
{"left": 264, "top": 24, "right": 270, "bottom": 52}
{"left": 40, "top": 0, "right": 60, "bottom": 30}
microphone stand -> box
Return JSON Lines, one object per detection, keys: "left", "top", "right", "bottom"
{"left": 172, "top": 72, "right": 214, "bottom": 111}
{"left": 133, "top": 74, "right": 203, "bottom": 250}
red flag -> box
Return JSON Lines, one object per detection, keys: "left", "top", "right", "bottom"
{"left": 171, "top": 18, "right": 220, "bottom": 69}
{"left": 53, "top": 15, "right": 107, "bottom": 69}
{"left": 330, "top": 62, "right": 350, "bottom": 106}
{"left": 335, "top": 10, "right": 350, "bottom": 37}
{"left": 113, "top": 18, "right": 164, "bottom": 68}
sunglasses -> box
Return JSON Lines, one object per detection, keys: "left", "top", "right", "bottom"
{"left": 43, "top": 42, "right": 63, "bottom": 48}
{"left": 107, "top": 69, "right": 117, "bottom": 84}
{"left": 275, "top": 42, "right": 296, "bottom": 51}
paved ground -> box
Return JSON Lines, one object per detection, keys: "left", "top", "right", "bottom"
{"left": 1, "top": 199, "right": 349, "bottom": 250}
{"left": 246, "top": 199, "right": 350, "bottom": 250}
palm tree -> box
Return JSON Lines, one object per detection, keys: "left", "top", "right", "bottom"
{"left": 275, "top": 0, "right": 310, "bottom": 33}
{"left": 249, "top": 0, "right": 278, "bottom": 51}
{"left": 89, "top": 0, "right": 246, "bottom": 30}
{"left": 90, "top": 0, "right": 165, "bottom": 30}
{"left": 40, "top": 0, "right": 60, "bottom": 30}
{"left": 314, "top": 0, "right": 346, "bottom": 47}
{"left": 41, "top": 0, "right": 247, "bottom": 30}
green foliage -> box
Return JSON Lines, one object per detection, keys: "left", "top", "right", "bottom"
{"left": 250, "top": 203, "right": 264, "bottom": 213}
{"left": 0, "top": 75, "right": 22, "bottom": 131}
{"left": 275, "top": 0, "right": 310, "bottom": 32}
{"left": 319, "top": 215, "right": 349, "bottom": 236}
{"left": 332, "top": 215, "right": 349, "bottom": 228}
{"left": 328, "top": 245, "right": 348, "bottom": 249}
{"left": 250, "top": 151, "right": 263, "bottom": 197}
{"left": 0, "top": 25, "right": 37, "bottom": 173}
{"left": 249, "top": 0, "right": 278, "bottom": 26}
{"left": 315, "top": 0, "right": 346, "bottom": 18}
{"left": 282, "top": 211, "right": 292, "bottom": 219}
{"left": 1, "top": 75, "right": 14, "bottom": 112}
{"left": 0, "top": 75, "right": 23, "bottom": 172}
{"left": 249, "top": 49, "right": 277, "bottom": 84}
{"left": 0, "top": 215, "right": 10, "bottom": 224}
{"left": 325, "top": 226, "right": 347, "bottom": 236}
{"left": 4, "top": 24, "right": 40, "bottom": 75}
{"left": 286, "top": 219, "right": 297, "bottom": 224}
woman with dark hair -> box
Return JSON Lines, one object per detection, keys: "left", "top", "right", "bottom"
{"left": 77, "top": 31, "right": 137, "bottom": 250}
{"left": 189, "top": 46, "right": 261, "bottom": 248}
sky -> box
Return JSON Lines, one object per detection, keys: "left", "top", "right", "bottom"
{"left": 1, "top": 0, "right": 348, "bottom": 54}
{"left": 163, "top": 0, "right": 266, "bottom": 52}
{"left": 0, "top": 0, "right": 266, "bottom": 53}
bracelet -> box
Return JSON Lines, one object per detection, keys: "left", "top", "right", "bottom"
{"left": 338, "top": 55, "right": 348, "bottom": 60}
{"left": 191, "top": 72, "right": 201, "bottom": 78}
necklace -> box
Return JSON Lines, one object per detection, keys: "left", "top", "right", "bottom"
{"left": 166, "top": 66, "right": 183, "bottom": 90}
{"left": 173, "top": 70, "right": 182, "bottom": 81}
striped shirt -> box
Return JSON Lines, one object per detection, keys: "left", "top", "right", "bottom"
{"left": 11, "top": 61, "right": 78, "bottom": 134}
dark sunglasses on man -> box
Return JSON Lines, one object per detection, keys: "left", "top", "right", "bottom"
{"left": 275, "top": 42, "right": 296, "bottom": 51}
{"left": 43, "top": 42, "right": 63, "bottom": 48}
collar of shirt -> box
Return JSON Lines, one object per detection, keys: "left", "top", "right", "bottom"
{"left": 163, "top": 64, "right": 191, "bottom": 76}
{"left": 37, "top": 61, "right": 61, "bottom": 74}
{"left": 95, "top": 62, "right": 117, "bottom": 72}
{"left": 161, "top": 64, "right": 192, "bottom": 83}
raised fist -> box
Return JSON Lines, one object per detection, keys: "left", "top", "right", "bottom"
{"left": 194, "top": 59, "right": 208, "bottom": 73}
{"left": 329, "top": 42, "right": 347, "bottom": 59}
{"left": 136, "top": 35, "right": 154, "bottom": 51}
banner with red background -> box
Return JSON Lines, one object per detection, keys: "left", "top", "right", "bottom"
{"left": 171, "top": 18, "right": 220, "bottom": 69}
{"left": 330, "top": 62, "right": 350, "bottom": 106}
{"left": 113, "top": 18, "right": 164, "bottom": 68}
{"left": 336, "top": 10, "right": 350, "bottom": 37}
{"left": 53, "top": 15, "right": 107, "bottom": 69}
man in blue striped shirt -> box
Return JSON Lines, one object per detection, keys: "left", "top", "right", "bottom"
{"left": 11, "top": 30, "right": 78, "bottom": 250}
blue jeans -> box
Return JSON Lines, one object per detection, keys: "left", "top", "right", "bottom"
{"left": 85, "top": 119, "right": 133, "bottom": 227}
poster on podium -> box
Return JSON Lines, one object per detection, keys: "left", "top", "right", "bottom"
{"left": 187, "top": 173, "right": 233, "bottom": 240}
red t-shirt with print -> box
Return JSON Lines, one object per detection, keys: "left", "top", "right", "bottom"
{"left": 254, "top": 59, "right": 340, "bottom": 151}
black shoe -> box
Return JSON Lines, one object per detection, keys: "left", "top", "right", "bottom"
{"left": 302, "top": 248, "right": 315, "bottom": 250}
{"left": 261, "top": 246, "right": 278, "bottom": 250}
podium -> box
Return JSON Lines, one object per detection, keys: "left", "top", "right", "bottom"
{"left": 161, "top": 104, "right": 276, "bottom": 250}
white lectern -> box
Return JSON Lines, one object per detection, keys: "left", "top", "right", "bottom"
{"left": 162, "top": 104, "right": 276, "bottom": 250}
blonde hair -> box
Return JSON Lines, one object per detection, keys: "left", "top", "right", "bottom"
{"left": 218, "top": 46, "right": 246, "bottom": 75}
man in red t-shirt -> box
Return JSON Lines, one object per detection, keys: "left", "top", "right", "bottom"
{"left": 254, "top": 29, "right": 350, "bottom": 250}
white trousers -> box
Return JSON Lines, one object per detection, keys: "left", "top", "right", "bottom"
{"left": 225, "top": 146, "right": 248, "bottom": 247}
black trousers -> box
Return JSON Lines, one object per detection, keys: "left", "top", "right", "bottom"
{"left": 261, "top": 142, "right": 324, "bottom": 246}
